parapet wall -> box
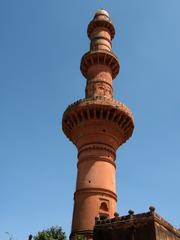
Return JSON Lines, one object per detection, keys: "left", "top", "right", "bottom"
{"left": 94, "top": 207, "right": 180, "bottom": 240}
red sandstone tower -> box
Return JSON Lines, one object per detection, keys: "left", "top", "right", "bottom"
{"left": 62, "top": 10, "right": 134, "bottom": 239}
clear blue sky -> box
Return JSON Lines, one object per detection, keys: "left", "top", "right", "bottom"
{"left": 0, "top": 1, "right": 179, "bottom": 239}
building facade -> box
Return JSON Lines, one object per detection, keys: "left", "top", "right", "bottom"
{"left": 94, "top": 207, "right": 180, "bottom": 240}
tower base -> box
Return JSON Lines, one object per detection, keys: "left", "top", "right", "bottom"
{"left": 70, "top": 230, "right": 93, "bottom": 240}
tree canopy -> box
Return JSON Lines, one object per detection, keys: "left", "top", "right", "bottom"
{"left": 33, "top": 226, "right": 66, "bottom": 240}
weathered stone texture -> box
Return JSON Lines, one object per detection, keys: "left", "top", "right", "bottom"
{"left": 62, "top": 9, "right": 134, "bottom": 240}
{"left": 62, "top": 9, "right": 179, "bottom": 240}
{"left": 94, "top": 208, "right": 180, "bottom": 240}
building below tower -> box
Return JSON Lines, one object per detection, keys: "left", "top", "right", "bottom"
{"left": 94, "top": 207, "right": 180, "bottom": 240}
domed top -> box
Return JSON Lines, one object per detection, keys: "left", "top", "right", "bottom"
{"left": 94, "top": 9, "right": 110, "bottom": 18}
{"left": 87, "top": 9, "right": 115, "bottom": 39}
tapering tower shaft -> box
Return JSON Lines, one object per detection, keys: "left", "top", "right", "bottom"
{"left": 62, "top": 10, "right": 134, "bottom": 240}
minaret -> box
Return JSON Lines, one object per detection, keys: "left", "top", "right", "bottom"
{"left": 62, "top": 10, "right": 134, "bottom": 239}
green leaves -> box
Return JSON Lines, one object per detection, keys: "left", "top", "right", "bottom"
{"left": 33, "top": 226, "right": 66, "bottom": 240}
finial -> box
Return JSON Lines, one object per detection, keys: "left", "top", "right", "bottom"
{"left": 94, "top": 9, "right": 110, "bottom": 18}
{"left": 128, "top": 210, "right": 134, "bottom": 215}
{"left": 114, "top": 212, "right": 119, "bottom": 218}
{"left": 114, "top": 212, "right": 121, "bottom": 221}
{"left": 149, "top": 206, "right": 156, "bottom": 213}
{"left": 28, "top": 235, "right": 33, "bottom": 240}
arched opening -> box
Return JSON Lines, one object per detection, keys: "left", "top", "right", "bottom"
{"left": 100, "top": 202, "right": 108, "bottom": 211}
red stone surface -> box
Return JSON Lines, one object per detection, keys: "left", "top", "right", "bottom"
{"left": 62, "top": 9, "right": 134, "bottom": 239}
